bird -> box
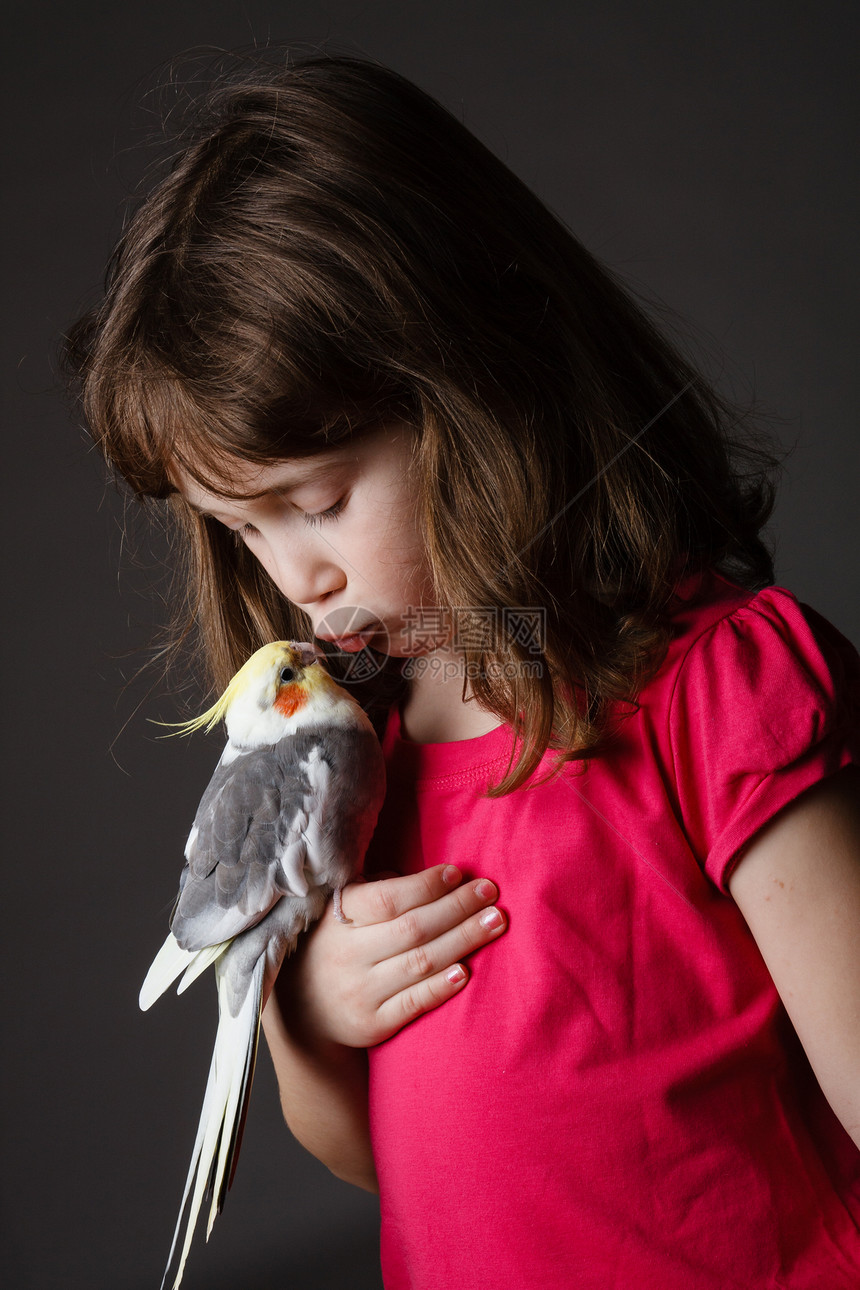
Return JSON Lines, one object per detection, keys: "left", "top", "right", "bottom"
{"left": 138, "top": 641, "right": 387, "bottom": 1290}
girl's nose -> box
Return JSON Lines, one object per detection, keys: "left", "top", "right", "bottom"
{"left": 267, "top": 532, "right": 346, "bottom": 609}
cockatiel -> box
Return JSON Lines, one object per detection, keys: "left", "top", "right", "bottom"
{"left": 139, "top": 641, "right": 386, "bottom": 1290}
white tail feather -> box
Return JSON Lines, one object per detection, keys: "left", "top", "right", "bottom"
{"left": 140, "top": 935, "right": 196, "bottom": 1011}
{"left": 140, "top": 934, "right": 229, "bottom": 1011}
{"left": 161, "top": 954, "right": 265, "bottom": 1290}
{"left": 177, "top": 942, "right": 228, "bottom": 994}
{"left": 205, "top": 969, "right": 259, "bottom": 1236}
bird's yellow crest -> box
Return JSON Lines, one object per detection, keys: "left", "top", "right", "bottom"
{"left": 161, "top": 642, "right": 322, "bottom": 737}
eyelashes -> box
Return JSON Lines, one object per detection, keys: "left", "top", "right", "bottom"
{"left": 302, "top": 497, "right": 346, "bottom": 528}
{"left": 231, "top": 497, "right": 346, "bottom": 545}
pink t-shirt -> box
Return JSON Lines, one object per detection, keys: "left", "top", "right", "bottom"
{"left": 364, "top": 572, "right": 860, "bottom": 1289}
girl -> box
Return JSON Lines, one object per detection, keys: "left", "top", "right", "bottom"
{"left": 67, "top": 55, "right": 860, "bottom": 1289}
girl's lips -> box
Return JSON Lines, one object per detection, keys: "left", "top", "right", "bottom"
{"left": 316, "top": 626, "right": 379, "bottom": 653}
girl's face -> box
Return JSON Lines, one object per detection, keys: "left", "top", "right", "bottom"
{"left": 178, "top": 425, "right": 442, "bottom": 657}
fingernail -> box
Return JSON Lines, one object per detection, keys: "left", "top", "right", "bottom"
{"left": 442, "top": 865, "right": 461, "bottom": 885}
{"left": 475, "top": 879, "right": 497, "bottom": 901}
{"left": 480, "top": 907, "right": 504, "bottom": 930}
{"left": 447, "top": 964, "right": 467, "bottom": 983}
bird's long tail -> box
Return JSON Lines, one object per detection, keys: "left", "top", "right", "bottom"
{"left": 159, "top": 953, "right": 265, "bottom": 1290}
{"left": 139, "top": 934, "right": 229, "bottom": 1010}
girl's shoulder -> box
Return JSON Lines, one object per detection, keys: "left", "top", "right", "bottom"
{"left": 663, "top": 568, "right": 860, "bottom": 719}
{"left": 654, "top": 568, "right": 860, "bottom": 891}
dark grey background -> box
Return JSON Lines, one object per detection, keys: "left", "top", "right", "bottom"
{"left": 3, "top": 2, "right": 857, "bottom": 1287}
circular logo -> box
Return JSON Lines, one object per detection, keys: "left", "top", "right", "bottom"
{"left": 315, "top": 606, "right": 391, "bottom": 684}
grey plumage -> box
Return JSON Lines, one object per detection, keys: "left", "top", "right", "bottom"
{"left": 139, "top": 643, "right": 386, "bottom": 1290}
{"left": 175, "top": 727, "right": 384, "bottom": 950}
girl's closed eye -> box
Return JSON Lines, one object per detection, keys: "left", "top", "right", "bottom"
{"left": 229, "top": 497, "right": 345, "bottom": 545}
{"left": 303, "top": 497, "right": 346, "bottom": 528}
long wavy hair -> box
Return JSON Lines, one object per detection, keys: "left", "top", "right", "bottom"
{"left": 65, "top": 53, "right": 779, "bottom": 794}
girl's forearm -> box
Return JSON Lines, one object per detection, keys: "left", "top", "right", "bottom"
{"left": 258, "top": 868, "right": 507, "bottom": 1193}
{"left": 261, "top": 984, "right": 379, "bottom": 1193}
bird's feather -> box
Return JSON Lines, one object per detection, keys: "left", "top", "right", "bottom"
{"left": 140, "top": 643, "right": 386, "bottom": 1290}
{"left": 173, "top": 736, "right": 348, "bottom": 950}
{"left": 162, "top": 951, "right": 265, "bottom": 1290}
{"left": 139, "top": 935, "right": 212, "bottom": 1011}
{"left": 177, "top": 942, "right": 228, "bottom": 995}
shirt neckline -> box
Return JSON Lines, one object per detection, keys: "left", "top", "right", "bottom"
{"left": 382, "top": 704, "right": 516, "bottom": 782}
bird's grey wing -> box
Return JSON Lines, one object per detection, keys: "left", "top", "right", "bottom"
{"left": 170, "top": 746, "right": 313, "bottom": 952}
{"left": 278, "top": 726, "right": 386, "bottom": 892}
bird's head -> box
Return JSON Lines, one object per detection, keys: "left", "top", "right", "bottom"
{"left": 173, "top": 642, "right": 362, "bottom": 747}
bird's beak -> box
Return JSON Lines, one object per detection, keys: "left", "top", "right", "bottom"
{"left": 295, "top": 642, "right": 325, "bottom": 668}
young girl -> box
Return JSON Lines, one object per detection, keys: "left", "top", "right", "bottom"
{"left": 67, "top": 55, "right": 860, "bottom": 1289}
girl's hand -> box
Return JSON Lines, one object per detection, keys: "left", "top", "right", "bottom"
{"left": 275, "top": 864, "right": 507, "bottom": 1049}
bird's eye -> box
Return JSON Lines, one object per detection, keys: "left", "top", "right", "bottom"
{"left": 279, "top": 667, "right": 295, "bottom": 684}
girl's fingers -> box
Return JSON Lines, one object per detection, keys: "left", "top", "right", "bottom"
{"left": 386, "top": 878, "right": 504, "bottom": 962}
{"left": 372, "top": 901, "right": 507, "bottom": 996}
{"left": 339, "top": 863, "right": 465, "bottom": 926}
{"left": 342, "top": 864, "right": 506, "bottom": 970}
{"left": 375, "top": 962, "right": 473, "bottom": 1038}
{"left": 325, "top": 866, "right": 509, "bottom": 1046}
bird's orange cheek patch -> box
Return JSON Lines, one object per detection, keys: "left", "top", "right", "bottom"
{"left": 274, "top": 684, "right": 309, "bottom": 718}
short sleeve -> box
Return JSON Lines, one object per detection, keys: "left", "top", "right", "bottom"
{"left": 668, "top": 587, "right": 860, "bottom": 892}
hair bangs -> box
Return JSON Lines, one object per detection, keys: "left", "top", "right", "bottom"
{"left": 77, "top": 287, "right": 406, "bottom": 503}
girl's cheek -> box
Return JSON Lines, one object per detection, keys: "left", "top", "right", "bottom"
{"left": 247, "top": 544, "right": 280, "bottom": 589}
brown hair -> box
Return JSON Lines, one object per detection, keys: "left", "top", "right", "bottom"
{"left": 65, "top": 53, "right": 778, "bottom": 793}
